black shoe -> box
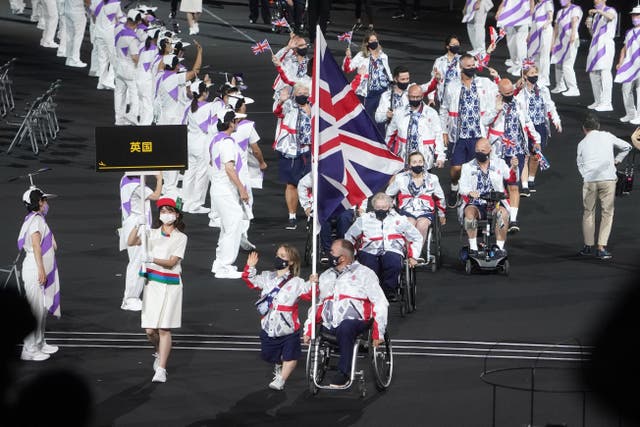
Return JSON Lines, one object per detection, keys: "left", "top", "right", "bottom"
{"left": 578, "top": 245, "right": 593, "bottom": 256}
{"left": 411, "top": 12, "right": 419, "bottom": 20}
{"left": 508, "top": 221, "right": 520, "bottom": 233}
{"left": 391, "top": 11, "right": 405, "bottom": 19}
{"left": 447, "top": 191, "right": 458, "bottom": 208}
{"left": 595, "top": 248, "right": 612, "bottom": 259}
{"left": 529, "top": 181, "right": 536, "bottom": 193}
{"left": 520, "top": 188, "right": 531, "bottom": 197}
{"left": 384, "top": 289, "right": 398, "bottom": 302}
{"left": 329, "top": 372, "right": 349, "bottom": 387}
{"left": 285, "top": 218, "right": 297, "bottom": 230}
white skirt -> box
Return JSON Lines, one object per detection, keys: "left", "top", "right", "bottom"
{"left": 179, "top": 0, "right": 202, "bottom": 13}
{"left": 141, "top": 280, "right": 183, "bottom": 329}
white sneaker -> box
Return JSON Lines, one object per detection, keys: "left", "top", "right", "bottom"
{"left": 189, "top": 205, "right": 210, "bottom": 214}
{"left": 40, "top": 41, "right": 59, "bottom": 48}
{"left": 37, "top": 22, "right": 45, "bottom": 30}
{"left": 152, "top": 367, "right": 167, "bottom": 383}
{"left": 587, "top": 102, "right": 598, "bottom": 110}
{"left": 507, "top": 67, "right": 521, "bottom": 77}
{"left": 56, "top": 49, "right": 66, "bottom": 57}
{"left": 66, "top": 59, "right": 87, "bottom": 68}
{"left": 630, "top": 116, "right": 640, "bottom": 125}
{"left": 121, "top": 298, "right": 142, "bottom": 311}
{"left": 152, "top": 353, "right": 159, "bottom": 371}
{"left": 41, "top": 343, "right": 59, "bottom": 354}
{"left": 505, "top": 59, "right": 514, "bottom": 67}
{"left": 208, "top": 218, "right": 221, "bottom": 228}
{"left": 594, "top": 104, "right": 613, "bottom": 112}
{"left": 21, "top": 349, "right": 50, "bottom": 361}
{"left": 214, "top": 265, "right": 243, "bottom": 279}
{"left": 193, "top": 23, "right": 199, "bottom": 34}
{"left": 562, "top": 89, "right": 580, "bottom": 97}
{"left": 268, "top": 376, "right": 285, "bottom": 391}
{"left": 620, "top": 114, "right": 635, "bottom": 123}
{"left": 550, "top": 86, "right": 567, "bottom": 94}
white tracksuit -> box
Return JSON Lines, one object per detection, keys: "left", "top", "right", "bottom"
{"left": 497, "top": 0, "right": 531, "bottom": 72}
{"left": 586, "top": 6, "right": 617, "bottom": 107}
{"left": 462, "top": 0, "right": 494, "bottom": 51}
{"left": 386, "top": 171, "right": 447, "bottom": 218}
{"left": 528, "top": 0, "right": 554, "bottom": 86}
{"left": 550, "top": 4, "right": 583, "bottom": 93}
{"left": 136, "top": 43, "right": 159, "bottom": 125}
{"left": 92, "top": 0, "right": 120, "bottom": 89}
{"left": 40, "top": 0, "right": 59, "bottom": 46}
{"left": 113, "top": 24, "right": 140, "bottom": 125}
{"left": 60, "top": 0, "right": 87, "bottom": 65}
{"left": 615, "top": 27, "right": 640, "bottom": 120}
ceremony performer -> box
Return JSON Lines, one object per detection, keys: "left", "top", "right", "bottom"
{"left": 585, "top": 0, "right": 617, "bottom": 112}
{"left": 550, "top": 0, "right": 583, "bottom": 97}
{"left": 527, "top": 0, "right": 554, "bottom": 86}
{"left": 127, "top": 197, "right": 188, "bottom": 383}
{"left": 242, "top": 245, "right": 310, "bottom": 391}
{"left": 495, "top": 0, "right": 532, "bottom": 77}
{"left": 17, "top": 187, "right": 61, "bottom": 362}
{"left": 462, "top": 0, "right": 494, "bottom": 51}
{"left": 614, "top": 5, "right": 640, "bottom": 124}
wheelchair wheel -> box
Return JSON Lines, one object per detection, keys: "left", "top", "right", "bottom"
{"left": 409, "top": 265, "right": 417, "bottom": 312}
{"left": 465, "top": 259, "right": 473, "bottom": 275}
{"left": 434, "top": 218, "right": 443, "bottom": 270}
{"left": 404, "top": 261, "right": 414, "bottom": 314}
{"left": 306, "top": 338, "right": 328, "bottom": 395}
{"left": 370, "top": 331, "right": 393, "bottom": 391}
{"left": 303, "top": 220, "right": 313, "bottom": 266}
{"left": 502, "top": 259, "right": 510, "bottom": 276}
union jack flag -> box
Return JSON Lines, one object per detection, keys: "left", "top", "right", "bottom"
{"left": 272, "top": 17, "right": 289, "bottom": 28}
{"left": 489, "top": 26, "right": 506, "bottom": 47}
{"left": 534, "top": 149, "right": 550, "bottom": 170}
{"left": 312, "top": 30, "right": 404, "bottom": 224}
{"left": 474, "top": 51, "right": 490, "bottom": 70}
{"left": 251, "top": 39, "right": 271, "bottom": 55}
{"left": 522, "top": 57, "right": 536, "bottom": 70}
{"left": 337, "top": 31, "right": 353, "bottom": 43}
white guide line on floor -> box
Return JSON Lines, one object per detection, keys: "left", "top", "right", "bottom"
{"left": 47, "top": 331, "right": 592, "bottom": 362}
{"left": 201, "top": 6, "right": 257, "bottom": 43}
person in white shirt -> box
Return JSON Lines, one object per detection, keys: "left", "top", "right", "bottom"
{"left": 576, "top": 114, "right": 633, "bottom": 260}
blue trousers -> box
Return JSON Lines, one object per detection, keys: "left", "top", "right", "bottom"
{"left": 320, "top": 209, "right": 354, "bottom": 252}
{"left": 357, "top": 251, "right": 403, "bottom": 291}
{"left": 324, "top": 319, "right": 369, "bottom": 376}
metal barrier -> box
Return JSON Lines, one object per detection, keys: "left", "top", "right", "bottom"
{"left": 0, "top": 57, "right": 17, "bottom": 117}
{"left": 7, "top": 79, "right": 62, "bottom": 155}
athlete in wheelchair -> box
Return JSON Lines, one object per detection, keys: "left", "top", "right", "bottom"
{"left": 344, "top": 192, "right": 423, "bottom": 304}
{"left": 304, "top": 239, "right": 392, "bottom": 395}
{"left": 458, "top": 138, "right": 517, "bottom": 274}
{"left": 298, "top": 172, "right": 355, "bottom": 264}
{"left": 386, "top": 151, "right": 446, "bottom": 272}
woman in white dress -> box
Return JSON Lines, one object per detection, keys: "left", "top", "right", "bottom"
{"left": 180, "top": 0, "right": 202, "bottom": 35}
{"left": 127, "top": 197, "right": 188, "bottom": 383}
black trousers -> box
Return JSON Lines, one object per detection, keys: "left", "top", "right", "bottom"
{"left": 307, "top": 0, "right": 331, "bottom": 41}
{"left": 249, "top": 0, "right": 271, "bottom": 24}
{"left": 398, "top": 0, "right": 420, "bottom": 12}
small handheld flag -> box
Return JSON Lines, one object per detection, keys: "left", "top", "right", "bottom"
{"left": 251, "top": 39, "right": 271, "bottom": 55}
{"left": 535, "top": 149, "right": 550, "bottom": 171}
{"left": 489, "top": 26, "right": 507, "bottom": 47}
{"left": 338, "top": 31, "right": 353, "bottom": 43}
{"left": 522, "top": 57, "right": 536, "bottom": 70}
{"left": 272, "top": 17, "right": 290, "bottom": 30}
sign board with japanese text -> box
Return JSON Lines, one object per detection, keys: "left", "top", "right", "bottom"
{"left": 95, "top": 125, "right": 188, "bottom": 172}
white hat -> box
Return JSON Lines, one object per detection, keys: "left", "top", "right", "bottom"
{"left": 172, "top": 39, "right": 191, "bottom": 49}
{"left": 162, "top": 54, "right": 184, "bottom": 67}
{"left": 190, "top": 80, "right": 206, "bottom": 93}
{"left": 127, "top": 8, "right": 140, "bottom": 20}
{"left": 138, "top": 5, "right": 158, "bottom": 12}
{"left": 145, "top": 25, "right": 163, "bottom": 36}
{"left": 227, "top": 94, "right": 255, "bottom": 109}
{"left": 631, "top": 5, "right": 640, "bottom": 14}
{"left": 22, "top": 187, "right": 56, "bottom": 204}
{"left": 219, "top": 109, "right": 247, "bottom": 122}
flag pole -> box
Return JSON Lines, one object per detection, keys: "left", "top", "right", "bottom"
{"left": 310, "top": 25, "right": 321, "bottom": 341}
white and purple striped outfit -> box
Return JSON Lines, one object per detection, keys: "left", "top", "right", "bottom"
{"left": 462, "top": 0, "right": 494, "bottom": 51}
{"left": 527, "top": 0, "right": 554, "bottom": 85}
{"left": 587, "top": 6, "right": 617, "bottom": 107}
{"left": 551, "top": 3, "right": 583, "bottom": 93}
{"left": 497, "top": 0, "right": 532, "bottom": 72}
{"left": 17, "top": 212, "right": 61, "bottom": 354}
{"left": 92, "top": 0, "right": 121, "bottom": 89}
{"left": 615, "top": 26, "right": 640, "bottom": 120}
{"left": 136, "top": 43, "right": 159, "bottom": 125}
{"left": 113, "top": 25, "right": 140, "bottom": 125}
{"left": 233, "top": 119, "right": 261, "bottom": 242}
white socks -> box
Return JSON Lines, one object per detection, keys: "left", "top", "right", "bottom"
{"left": 451, "top": 183, "right": 459, "bottom": 192}
{"left": 469, "top": 238, "right": 478, "bottom": 251}
{"left": 288, "top": 213, "right": 296, "bottom": 220}
{"left": 496, "top": 240, "right": 505, "bottom": 250}
{"left": 510, "top": 207, "right": 518, "bottom": 221}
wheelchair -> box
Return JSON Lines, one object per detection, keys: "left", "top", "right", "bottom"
{"left": 269, "top": 0, "right": 292, "bottom": 33}
{"left": 415, "top": 206, "right": 443, "bottom": 273}
{"left": 398, "top": 258, "right": 417, "bottom": 317}
{"left": 459, "top": 191, "right": 510, "bottom": 275}
{"left": 305, "top": 321, "right": 393, "bottom": 397}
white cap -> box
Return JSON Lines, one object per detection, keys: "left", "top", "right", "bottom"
{"left": 227, "top": 94, "right": 255, "bottom": 109}
{"left": 219, "top": 109, "right": 247, "bottom": 122}
{"left": 631, "top": 5, "right": 640, "bottom": 14}
{"left": 22, "top": 187, "right": 56, "bottom": 204}
{"left": 138, "top": 5, "right": 158, "bottom": 12}
{"left": 173, "top": 39, "right": 191, "bottom": 48}
{"left": 127, "top": 8, "right": 140, "bottom": 20}
{"left": 162, "top": 54, "right": 184, "bottom": 67}
{"left": 190, "top": 80, "right": 204, "bottom": 93}
{"left": 145, "top": 25, "right": 163, "bottom": 36}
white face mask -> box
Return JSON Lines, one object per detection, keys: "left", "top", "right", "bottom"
{"left": 159, "top": 213, "right": 177, "bottom": 225}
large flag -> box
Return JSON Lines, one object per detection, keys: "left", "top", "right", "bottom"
{"left": 311, "top": 29, "right": 404, "bottom": 226}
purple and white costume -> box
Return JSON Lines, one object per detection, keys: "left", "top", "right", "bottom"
{"left": 550, "top": 2, "right": 583, "bottom": 94}
{"left": 586, "top": 5, "right": 617, "bottom": 108}
{"left": 615, "top": 25, "right": 640, "bottom": 121}
{"left": 462, "top": 0, "right": 494, "bottom": 51}
{"left": 497, "top": 0, "right": 532, "bottom": 75}
{"left": 527, "top": 0, "right": 554, "bottom": 86}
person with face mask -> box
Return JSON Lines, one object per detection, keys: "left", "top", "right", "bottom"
{"left": 462, "top": 0, "right": 494, "bottom": 51}
{"left": 527, "top": 0, "right": 554, "bottom": 87}
{"left": 386, "top": 151, "right": 447, "bottom": 249}
{"left": 241, "top": 245, "right": 310, "bottom": 391}
{"left": 431, "top": 35, "right": 462, "bottom": 104}
{"left": 375, "top": 65, "right": 411, "bottom": 128}
{"left": 585, "top": 0, "right": 617, "bottom": 112}
{"left": 17, "top": 187, "right": 61, "bottom": 361}
{"left": 119, "top": 173, "right": 162, "bottom": 311}
{"left": 439, "top": 53, "right": 500, "bottom": 209}
{"left": 127, "top": 197, "right": 188, "bottom": 383}
{"left": 496, "top": 0, "right": 532, "bottom": 77}
{"left": 459, "top": 138, "right": 517, "bottom": 255}
{"left": 273, "top": 81, "right": 312, "bottom": 230}
{"left": 614, "top": 6, "right": 640, "bottom": 124}
{"left": 209, "top": 110, "right": 250, "bottom": 279}
{"left": 488, "top": 78, "right": 541, "bottom": 232}
{"left": 515, "top": 64, "right": 561, "bottom": 195}
{"left": 386, "top": 84, "right": 446, "bottom": 168}
{"left": 344, "top": 31, "right": 392, "bottom": 120}
{"left": 344, "top": 193, "right": 423, "bottom": 300}
{"left": 550, "top": 0, "right": 583, "bottom": 96}
{"left": 271, "top": 35, "right": 309, "bottom": 110}
{"left": 303, "top": 239, "right": 388, "bottom": 388}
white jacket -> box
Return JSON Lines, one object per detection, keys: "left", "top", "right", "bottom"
{"left": 375, "top": 87, "right": 409, "bottom": 124}
{"left": 297, "top": 172, "right": 312, "bottom": 211}
{"left": 439, "top": 76, "right": 498, "bottom": 145}
{"left": 386, "top": 103, "right": 446, "bottom": 167}
{"left": 515, "top": 84, "right": 561, "bottom": 129}
{"left": 345, "top": 210, "right": 423, "bottom": 259}
{"left": 459, "top": 157, "right": 516, "bottom": 197}
{"left": 343, "top": 51, "right": 392, "bottom": 97}
{"left": 487, "top": 100, "right": 541, "bottom": 158}
{"left": 273, "top": 99, "right": 311, "bottom": 158}
{"left": 431, "top": 53, "right": 461, "bottom": 102}
{"left": 304, "top": 262, "right": 389, "bottom": 340}
{"left": 242, "top": 267, "right": 311, "bottom": 338}
{"left": 386, "top": 171, "right": 446, "bottom": 218}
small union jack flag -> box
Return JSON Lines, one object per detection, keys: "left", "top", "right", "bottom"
{"left": 522, "top": 57, "right": 536, "bottom": 70}
{"left": 272, "top": 17, "right": 289, "bottom": 28}
{"left": 475, "top": 52, "right": 490, "bottom": 70}
{"left": 534, "top": 149, "right": 550, "bottom": 171}
{"left": 251, "top": 39, "right": 271, "bottom": 55}
{"left": 489, "top": 26, "right": 506, "bottom": 47}
{"left": 337, "top": 31, "right": 353, "bottom": 43}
